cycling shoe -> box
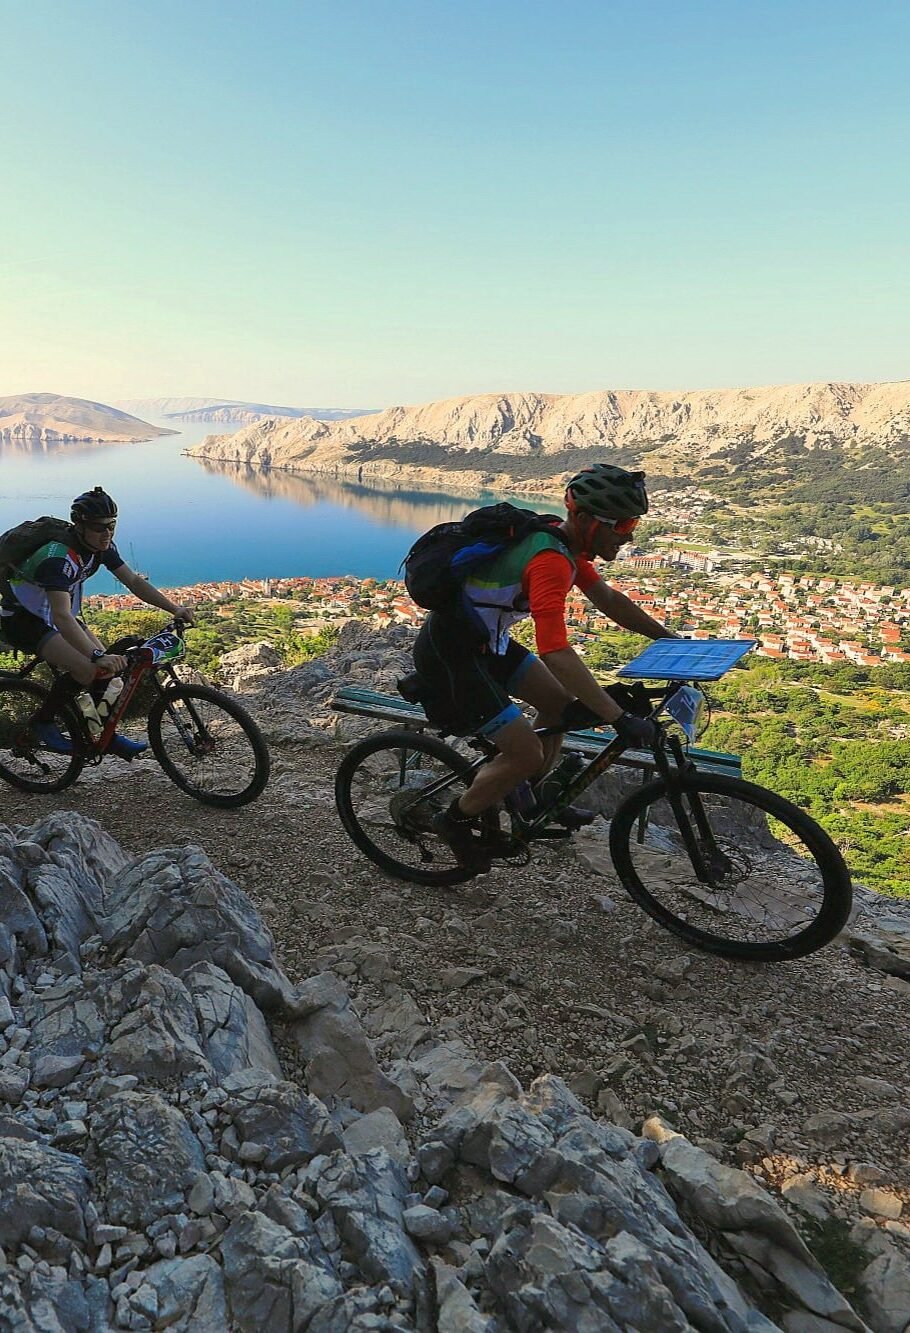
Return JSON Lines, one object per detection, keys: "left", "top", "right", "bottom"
{"left": 33, "top": 722, "right": 74, "bottom": 754}
{"left": 108, "top": 734, "right": 148, "bottom": 761}
{"left": 554, "top": 806, "right": 598, "bottom": 830}
{"left": 430, "top": 809, "right": 492, "bottom": 873}
{"left": 477, "top": 827, "right": 529, "bottom": 860}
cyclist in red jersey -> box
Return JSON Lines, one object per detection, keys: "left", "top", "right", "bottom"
{"left": 413, "top": 464, "right": 677, "bottom": 868}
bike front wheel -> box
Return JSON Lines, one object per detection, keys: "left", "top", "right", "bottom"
{"left": 335, "top": 728, "right": 498, "bottom": 887}
{"left": 609, "top": 773, "right": 853, "bottom": 961}
{"left": 0, "top": 679, "right": 85, "bottom": 794}
{"left": 147, "top": 684, "right": 270, "bottom": 807}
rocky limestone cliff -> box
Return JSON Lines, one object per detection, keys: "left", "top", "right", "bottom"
{"left": 0, "top": 810, "right": 894, "bottom": 1332}
{"left": 0, "top": 395, "right": 176, "bottom": 446}
{"left": 187, "top": 381, "right": 910, "bottom": 496}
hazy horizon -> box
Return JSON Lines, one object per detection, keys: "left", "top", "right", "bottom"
{"left": 2, "top": 1, "right": 908, "bottom": 406}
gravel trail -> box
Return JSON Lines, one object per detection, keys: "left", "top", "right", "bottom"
{"left": 4, "top": 733, "right": 909, "bottom": 1255}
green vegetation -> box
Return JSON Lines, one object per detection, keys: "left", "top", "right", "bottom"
{"left": 677, "top": 446, "right": 910, "bottom": 584}
{"left": 800, "top": 1216, "right": 872, "bottom": 1297}
{"left": 83, "top": 602, "right": 340, "bottom": 678}
{"left": 0, "top": 601, "right": 341, "bottom": 680}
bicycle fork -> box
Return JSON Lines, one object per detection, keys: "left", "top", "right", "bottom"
{"left": 145, "top": 669, "right": 213, "bottom": 755}
{"left": 650, "top": 740, "right": 734, "bottom": 886}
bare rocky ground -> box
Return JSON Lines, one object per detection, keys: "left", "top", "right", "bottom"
{"left": 4, "top": 731, "right": 910, "bottom": 1281}
{"left": 3, "top": 623, "right": 910, "bottom": 1327}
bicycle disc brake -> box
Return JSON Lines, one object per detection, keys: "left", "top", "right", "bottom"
{"left": 697, "top": 839, "right": 751, "bottom": 888}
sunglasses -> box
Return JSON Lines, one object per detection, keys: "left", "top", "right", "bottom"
{"left": 85, "top": 520, "right": 117, "bottom": 533}
{"left": 597, "top": 515, "right": 639, "bottom": 536}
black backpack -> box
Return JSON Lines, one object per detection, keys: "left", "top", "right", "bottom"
{"left": 402, "top": 502, "right": 565, "bottom": 611}
{"left": 0, "top": 517, "right": 76, "bottom": 593}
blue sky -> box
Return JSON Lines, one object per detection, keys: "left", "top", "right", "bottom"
{"left": 1, "top": 0, "right": 908, "bottom": 407}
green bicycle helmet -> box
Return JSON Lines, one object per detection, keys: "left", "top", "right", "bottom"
{"left": 564, "top": 464, "right": 649, "bottom": 520}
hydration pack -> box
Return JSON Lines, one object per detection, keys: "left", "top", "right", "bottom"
{"left": 0, "top": 517, "right": 76, "bottom": 593}
{"left": 402, "top": 503, "right": 565, "bottom": 611}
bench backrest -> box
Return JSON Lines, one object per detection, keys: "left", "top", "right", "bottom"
{"left": 330, "top": 685, "right": 742, "bottom": 779}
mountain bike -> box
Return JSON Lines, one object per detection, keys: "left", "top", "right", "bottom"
{"left": 334, "top": 661, "right": 853, "bottom": 962}
{"left": 0, "top": 620, "right": 270, "bottom": 807}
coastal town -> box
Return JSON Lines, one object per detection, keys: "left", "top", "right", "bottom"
{"left": 87, "top": 543, "right": 910, "bottom": 668}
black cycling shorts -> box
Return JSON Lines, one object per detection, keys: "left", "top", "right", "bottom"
{"left": 0, "top": 608, "right": 59, "bottom": 654}
{"left": 413, "top": 611, "right": 537, "bottom": 737}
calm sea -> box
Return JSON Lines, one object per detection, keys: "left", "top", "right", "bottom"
{"left": 0, "top": 418, "right": 560, "bottom": 593}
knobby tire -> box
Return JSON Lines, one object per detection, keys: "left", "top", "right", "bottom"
{"left": 0, "top": 678, "right": 85, "bottom": 794}
{"left": 147, "top": 683, "right": 270, "bottom": 808}
{"left": 609, "top": 772, "right": 853, "bottom": 961}
{"left": 335, "top": 728, "right": 493, "bottom": 887}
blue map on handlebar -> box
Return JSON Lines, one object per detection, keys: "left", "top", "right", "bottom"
{"left": 617, "top": 638, "right": 757, "bottom": 680}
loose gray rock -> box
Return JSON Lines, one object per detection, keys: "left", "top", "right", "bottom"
{"left": 858, "top": 1249, "right": 910, "bottom": 1333}
{"left": 0, "top": 1136, "right": 89, "bottom": 1247}
{"left": 221, "top": 1209, "right": 342, "bottom": 1330}
{"left": 431, "top": 1257, "right": 496, "bottom": 1332}
{"left": 308, "top": 1148, "right": 424, "bottom": 1291}
{"left": 90, "top": 1091, "right": 205, "bottom": 1228}
{"left": 342, "top": 1107, "right": 410, "bottom": 1164}
{"left": 221, "top": 1071, "right": 341, "bottom": 1171}
{"left": 141, "top": 1254, "right": 228, "bottom": 1331}
{"left": 105, "top": 964, "right": 212, "bottom": 1080}
{"left": 185, "top": 960, "right": 283, "bottom": 1078}
{"left": 403, "top": 1204, "right": 456, "bottom": 1245}
{"left": 291, "top": 973, "right": 414, "bottom": 1121}
{"left": 644, "top": 1117, "right": 868, "bottom": 1331}
{"left": 99, "top": 845, "right": 296, "bottom": 1012}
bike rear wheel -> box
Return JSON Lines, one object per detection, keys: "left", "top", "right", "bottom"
{"left": 609, "top": 773, "right": 853, "bottom": 961}
{"left": 0, "top": 679, "right": 85, "bottom": 794}
{"left": 335, "top": 728, "right": 498, "bottom": 886}
{"left": 147, "top": 684, "right": 270, "bottom": 807}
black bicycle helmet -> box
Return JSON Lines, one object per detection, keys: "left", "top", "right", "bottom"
{"left": 71, "top": 486, "right": 118, "bottom": 524}
{"left": 564, "top": 464, "right": 648, "bottom": 520}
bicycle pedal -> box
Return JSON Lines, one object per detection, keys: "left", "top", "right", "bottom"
{"left": 555, "top": 807, "right": 597, "bottom": 830}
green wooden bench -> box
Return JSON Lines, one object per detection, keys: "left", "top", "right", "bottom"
{"left": 331, "top": 684, "right": 742, "bottom": 780}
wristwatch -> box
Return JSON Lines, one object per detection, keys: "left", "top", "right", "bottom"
{"left": 90, "top": 648, "right": 106, "bottom": 662}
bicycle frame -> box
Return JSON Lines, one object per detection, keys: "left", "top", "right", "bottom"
{"left": 394, "top": 677, "right": 731, "bottom": 885}
{"left": 6, "top": 629, "right": 193, "bottom": 760}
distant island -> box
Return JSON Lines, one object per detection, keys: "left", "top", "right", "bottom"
{"left": 0, "top": 393, "right": 176, "bottom": 447}
{"left": 114, "top": 397, "right": 378, "bottom": 426}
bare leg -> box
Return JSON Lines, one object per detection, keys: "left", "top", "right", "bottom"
{"left": 510, "top": 656, "right": 573, "bottom": 774}
{"left": 458, "top": 713, "right": 544, "bottom": 816}
{"left": 41, "top": 634, "right": 95, "bottom": 686}
{"left": 457, "top": 658, "right": 574, "bottom": 816}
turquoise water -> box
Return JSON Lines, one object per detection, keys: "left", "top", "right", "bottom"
{"left": 0, "top": 419, "right": 561, "bottom": 592}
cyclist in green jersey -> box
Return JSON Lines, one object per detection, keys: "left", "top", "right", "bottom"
{"left": 0, "top": 487, "right": 195, "bottom": 757}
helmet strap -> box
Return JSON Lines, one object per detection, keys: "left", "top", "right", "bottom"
{"left": 579, "top": 512, "right": 600, "bottom": 558}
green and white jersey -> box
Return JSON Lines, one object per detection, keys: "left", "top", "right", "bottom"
{"left": 0, "top": 539, "right": 125, "bottom": 627}
{"left": 463, "top": 530, "right": 575, "bottom": 654}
